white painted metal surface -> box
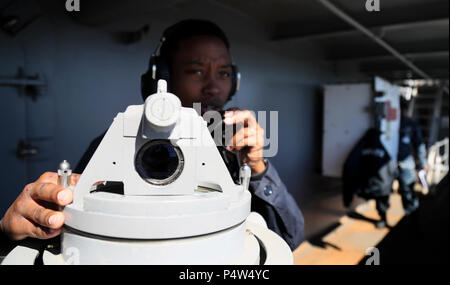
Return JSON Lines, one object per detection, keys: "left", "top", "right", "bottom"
{"left": 2, "top": 80, "right": 293, "bottom": 265}
{"left": 374, "top": 77, "right": 400, "bottom": 163}
{"left": 65, "top": 80, "right": 250, "bottom": 239}
{"left": 322, "top": 83, "right": 373, "bottom": 177}
{"left": 322, "top": 78, "right": 401, "bottom": 177}
{"left": 1, "top": 246, "right": 40, "bottom": 265}
{"left": 2, "top": 217, "right": 293, "bottom": 265}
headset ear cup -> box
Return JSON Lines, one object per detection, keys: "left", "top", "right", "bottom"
{"left": 141, "top": 55, "right": 156, "bottom": 101}
{"left": 141, "top": 71, "right": 153, "bottom": 101}
{"left": 155, "top": 56, "right": 171, "bottom": 90}
{"left": 140, "top": 56, "right": 171, "bottom": 101}
{"left": 229, "top": 64, "right": 239, "bottom": 100}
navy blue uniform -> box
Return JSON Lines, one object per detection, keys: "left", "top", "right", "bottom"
{"left": 397, "top": 115, "right": 427, "bottom": 214}
{"left": 343, "top": 128, "right": 397, "bottom": 220}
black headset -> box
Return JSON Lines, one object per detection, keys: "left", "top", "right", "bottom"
{"left": 140, "top": 21, "right": 241, "bottom": 102}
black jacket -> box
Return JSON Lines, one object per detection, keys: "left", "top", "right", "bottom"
{"left": 343, "top": 128, "right": 397, "bottom": 207}
{"left": 398, "top": 115, "right": 427, "bottom": 169}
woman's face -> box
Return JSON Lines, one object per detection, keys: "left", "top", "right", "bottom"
{"left": 170, "top": 35, "right": 233, "bottom": 114}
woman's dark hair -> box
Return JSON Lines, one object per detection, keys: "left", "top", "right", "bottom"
{"left": 159, "top": 19, "right": 231, "bottom": 64}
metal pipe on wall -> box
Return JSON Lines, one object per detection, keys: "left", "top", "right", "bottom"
{"left": 316, "top": 0, "right": 449, "bottom": 94}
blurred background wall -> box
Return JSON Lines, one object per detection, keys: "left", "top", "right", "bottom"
{"left": 8, "top": 0, "right": 447, "bottom": 240}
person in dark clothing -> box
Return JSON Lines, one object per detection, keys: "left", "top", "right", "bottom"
{"left": 397, "top": 98, "right": 427, "bottom": 215}
{"left": 343, "top": 128, "right": 397, "bottom": 228}
{"left": 1, "top": 19, "right": 304, "bottom": 251}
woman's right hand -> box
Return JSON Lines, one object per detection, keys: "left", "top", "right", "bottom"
{"left": 0, "top": 172, "right": 80, "bottom": 241}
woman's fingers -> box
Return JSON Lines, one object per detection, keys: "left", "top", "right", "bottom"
{"left": 19, "top": 197, "right": 65, "bottom": 229}
{"left": 25, "top": 218, "right": 62, "bottom": 240}
{"left": 233, "top": 135, "right": 261, "bottom": 152}
{"left": 226, "top": 126, "right": 264, "bottom": 150}
{"left": 36, "top": 172, "right": 59, "bottom": 184}
{"left": 0, "top": 171, "right": 75, "bottom": 241}
{"left": 70, "top": 173, "right": 81, "bottom": 186}
{"left": 224, "top": 110, "right": 257, "bottom": 128}
{"left": 28, "top": 182, "right": 73, "bottom": 207}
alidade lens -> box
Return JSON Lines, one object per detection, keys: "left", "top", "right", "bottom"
{"left": 135, "top": 140, "right": 184, "bottom": 185}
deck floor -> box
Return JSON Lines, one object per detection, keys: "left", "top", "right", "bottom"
{"left": 293, "top": 175, "right": 448, "bottom": 265}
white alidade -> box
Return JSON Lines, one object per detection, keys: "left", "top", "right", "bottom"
{"left": 1, "top": 79, "right": 293, "bottom": 265}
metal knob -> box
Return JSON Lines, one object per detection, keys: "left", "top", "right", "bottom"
{"left": 239, "top": 164, "right": 251, "bottom": 191}
{"left": 58, "top": 160, "right": 72, "bottom": 188}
